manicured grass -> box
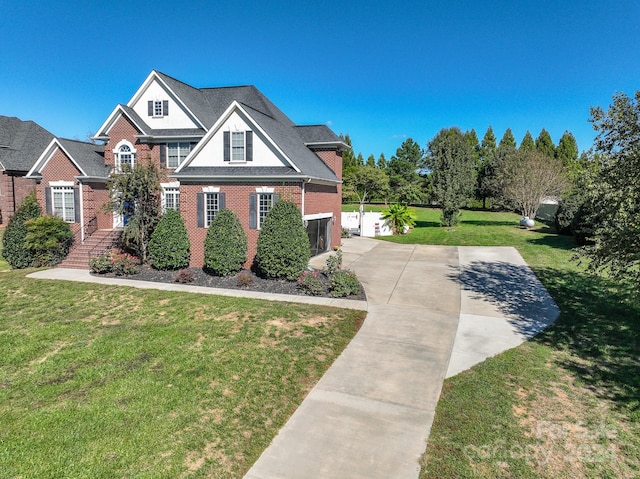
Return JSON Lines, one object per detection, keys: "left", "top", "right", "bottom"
{"left": 343, "top": 205, "right": 639, "bottom": 478}
{"left": 0, "top": 267, "right": 364, "bottom": 477}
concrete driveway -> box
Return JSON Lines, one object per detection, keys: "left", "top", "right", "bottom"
{"left": 244, "top": 237, "right": 559, "bottom": 479}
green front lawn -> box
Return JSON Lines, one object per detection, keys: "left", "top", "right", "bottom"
{"left": 0, "top": 264, "right": 364, "bottom": 477}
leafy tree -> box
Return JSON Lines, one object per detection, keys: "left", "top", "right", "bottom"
{"left": 388, "top": 138, "right": 426, "bottom": 204}
{"left": 377, "top": 152, "right": 387, "bottom": 170}
{"left": 476, "top": 126, "right": 497, "bottom": 208}
{"left": 381, "top": 204, "right": 417, "bottom": 235}
{"left": 498, "top": 149, "right": 569, "bottom": 219}
{"left": 204, "top": 209, "right": 247, "bottom": 276}
{"left": 2, "top": 191, "right": 41, "bottom": 268}
{"left": 426, "top": 128, "right": 477, "bottom": 226}
{"left": 342, "top": 165, "right": 390, "bottom": 206}
{"left": 356, "top": 152, "right": 365, "bottom": 166}
{"left": 520, "top": 131, "right": 535, "bottom": 151}
{"left": 535, "top": 128, "right": 556, "bottom": 158}
{"left": 579, "top": 91, "right": 640, "bottom": 281}
{"left": 107, "top": 160, "right": 161, "bottom": 263}
{"left": 498, "top": 128, "right": 517, "bottom": 150}
{"left": 255, "top": 200, "right": 310, "bottom": 280}
{"left": 148, "top": 209, "right": 190, "bottom": 270}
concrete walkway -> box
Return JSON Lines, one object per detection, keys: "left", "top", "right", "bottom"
{"left": 27, "top": 237, "right": 559, "bottom": 479}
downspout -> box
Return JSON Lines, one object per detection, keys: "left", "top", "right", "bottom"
{"left": 79, "top": 181, "right": 85, "bottom": 243}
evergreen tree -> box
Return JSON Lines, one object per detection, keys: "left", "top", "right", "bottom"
{"left": 426, "top": 127, "right": 476, "bottom": 226}
{"left": 535, "top": 128, "right": 556, "bottom": 158}
{"left": 2, "top": 192, "right": 42, "bottom": 268}
{"left": 388, "top": 138, "right": 425, "bottom": 204}
{"left": 366, "top": 154, "right": 376, "bottom": 167}
{"left": 148, "top": 209, "right": 190, "bottom": 270}
{"left": 356, "top": 152, "right": 365, "bottom": 166}
{"left": 204, "top": 209, "right": 247, "bottom": 276}
{"left": 476, "top": 126, "right": 498, "bottom": 208}
{"left": 464, "top": 129, "right": 481, "bottom": 164}
{"left": 498, "top": 128, "right": 517, "bottom": 150}
{"left": 556, "top": 131, "right": 579, "bottom": 166}
{"left": 340, "top": 134, "right": 358, "bottom": 178}
{"left": 377, "top": 152, "right": 387, "bottom": 169}
{"left": 520, "top": 131, "right": 535, "bottom": 151}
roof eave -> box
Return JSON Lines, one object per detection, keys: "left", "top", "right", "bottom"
{"left": 305, "top": 141, "right": 351, "bottom": 151}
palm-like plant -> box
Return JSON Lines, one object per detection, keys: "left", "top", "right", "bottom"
{"left": 381, "top": 204, "right": 417, "bottom": 235}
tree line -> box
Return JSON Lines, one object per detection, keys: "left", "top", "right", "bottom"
{"left": 342, "top": 126, "right": 581, "bottom": 226}
{"left": 343, "top": 89, "right": 640, "bottom": 284}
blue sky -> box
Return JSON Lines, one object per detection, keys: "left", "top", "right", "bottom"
{"left": 1, "top": 1, "right": 638, "bottom": 159}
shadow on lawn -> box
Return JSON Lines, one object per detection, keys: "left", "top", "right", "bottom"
{"left": 459, "top": 220, "right": 518, "bottom": 227}
{"left": 414, "top": 219, "right": 441, "bottom": 228}
{"left": 451, "top": 261, "right": 560, "bottom": 338}
{"left": 453, "top": 261, "right": 640, "bottom": 414}
{"left": 532, "top": 268, "right": 640, "bottom": 415}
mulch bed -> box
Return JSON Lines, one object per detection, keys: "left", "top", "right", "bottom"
{"left": 95, "top": 265, "right": 366, "bottom": 301}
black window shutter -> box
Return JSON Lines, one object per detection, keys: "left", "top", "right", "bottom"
{"left": 223, "top": 131, "right": 230, "bottom": 161}
{"left": 197, "top": 193, "right": 204, "bottom": 228}
{"left": 163, "top": 100, "right": 169, "bottom": 116}
{"left": 159, "top": 144, "right": 166, "bottom": 168}
{"left": 249, "top": 193, "right": 257, "bottom": 229}
{"left": 45, "top": 187, "right": 52, "bottom": 215}
{"left": 246, "top": 131, "right": 253, "bottom": 161}
{"left": 148, "top": 101, "right": 153, "bottom": 116}
{"left": 73, "top": 188, "right": 80, "bottom": 223}
{"left": 219, "top": 192, "right": 226, "bottom": 210}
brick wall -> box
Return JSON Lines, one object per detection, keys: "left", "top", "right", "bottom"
{"left": 0, "top": 172, "right": 37, "bottom": 224}
{"left": 180, "top": 181, "right": 302, "bottom": 267}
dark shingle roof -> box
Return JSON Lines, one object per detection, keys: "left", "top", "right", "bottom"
{"left": 57, "top": 139, "right": 108, "bottom": 178}
{"left": 0, "top": 116, "right": 54, "bottom": 172}
{"left": 294, "top": 125, "right": 342, "bottom": 144}
{"left": 154, "top": 72, "right": 340, "bottom": 183}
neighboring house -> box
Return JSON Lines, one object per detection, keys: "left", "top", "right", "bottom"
{"left": 0, "top": 116, "right": 54, "bottom": 224}
{"left": 26, "top": 138, "right": 109, "bottom": 244}
{"left": 27, "top": 71, "right": 346, "bottom": 267}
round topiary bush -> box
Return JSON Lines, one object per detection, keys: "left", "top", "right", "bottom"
{"left": 148, "top": 209, "right": 190, "bottom": 270}
{"left": 255, "top": 200, "right": 310, "bottom": 280}
{"left": 204, "top": 209, "right": 247, "bottom": 276}
{"left": 2, "top": 192, "right": 42, "bottom": 269}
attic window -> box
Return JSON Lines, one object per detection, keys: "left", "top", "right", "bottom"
{"left": 148, "top": 100, "right": 169, "bottom": 117}
{"left": 223, "top": 130, "right": 253, "bottom": 162}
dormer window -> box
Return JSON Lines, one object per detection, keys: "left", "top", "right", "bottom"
{"left": 148, "top": 100, "right": 169, "bottom": 117}
{"left": 223, "top": 130, "right": 253, "bottom": 162}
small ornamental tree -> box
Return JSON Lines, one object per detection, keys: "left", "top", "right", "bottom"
{"left": 204, "top": 209, "right": 247, "bottom": 276}
{"left": 148, "top": 209, "right": 190, "bottom": 270}
{"left": 2, "top": 191, "right": 42, "bottom": 268}
{"left": 381, "top": 204, "right": 417, "bottom": 235}
{"left": 24, "top": 216, "right": 73, "bottom": 267}
{"left": 255, "top": 200, "right": 311, "bottom": 280}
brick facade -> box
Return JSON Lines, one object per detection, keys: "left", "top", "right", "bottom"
{"left": 0, "top": 172, "right": 37, "bottom": 224}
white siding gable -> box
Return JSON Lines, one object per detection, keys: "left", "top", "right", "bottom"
{"left": 130, "top": 79, "right": 200, "bottom": 130}
{"left": 189, "top": 110, "right": 288, "bottom": 168}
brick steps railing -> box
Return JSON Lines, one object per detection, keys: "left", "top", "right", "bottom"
{"left": 57, "top": 229, "right": 122, "bottom": 270}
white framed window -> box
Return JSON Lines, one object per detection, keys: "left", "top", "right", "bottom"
{"left": 205, "top": 193, "right": 219, "bottom": 227}
{"left": 52, "top": 186, "right": 75, "bottom": 222}
{"left": 113, "top": 140, "right": 136, "bottom": 171}
{"left": 163, "top": 187, "right": 180, "bottom": 212}
{"left": 258, "top": 193, "right": 274, "bottom": 228}
{"left": 232, "top": 131, "right": 245, "bottom": 161}
{"left": 167, "top": 142, "right": 190, "bottom": 168}
{"left": 154, "top": 100, "right": 164, "bottom": 116}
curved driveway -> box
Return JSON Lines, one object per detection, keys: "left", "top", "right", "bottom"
{"left": 244, "top": 237, "right": 559, "bottom": 479}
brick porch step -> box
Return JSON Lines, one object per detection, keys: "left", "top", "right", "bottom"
{"left": 57, "top": 229, "right": 122, "bottom": 270}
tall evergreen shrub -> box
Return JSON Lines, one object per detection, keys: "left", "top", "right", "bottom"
{"left": 24, "top": 216, "right": 73, "bottom": 266}
{"left": 204, "top": 209, "right": 247, "bottom": 276}
{"left": 2, "top": 192, "right": 42, "bottom": 268}
{"left": 255, "top": 200, "right": 310, "bottom": 280}
{"left": 148, "top": 209, "right": 190, "bottom": 270}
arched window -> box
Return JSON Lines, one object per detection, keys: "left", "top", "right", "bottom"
{"left": 113, "top": 140, "right": 136, "bottom": 171}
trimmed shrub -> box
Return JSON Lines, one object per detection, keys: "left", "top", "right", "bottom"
{"left": 24, "top": 216, "right": 73, "bottom": 267}
{"left": 174, "top": 269, "right": 194, "bottom": 283}
{"left": 89, "top": 251, "right": 138, "bottom": 275}
{"left": 2, "top": 192, "right": 42, "bottom": 269}
{"left": 297, "top": 270, "right": 324, "bottom": 296}
{"left": 236, "top": 270, "right": 254, "bottom": 288}
{"left": 326, "top": 249, "right": 343, "bottom": 275}
{"left": 89, "top": 252, "right": 113, "bottom": 274}
{"left": 255, "top": 200, "right": 311, "bottom": 280}
{"left": 204, "top": 209, "right": 247, "bottom": 276}
{"left": 148, "top": 209, "right": 190, "bottom": 270}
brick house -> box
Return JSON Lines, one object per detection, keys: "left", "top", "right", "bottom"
{"left": 27, "top": 71, "right": 347, "bottom": 267}
{"left": 0, "top": 116, "right": 55, "bottom": 224}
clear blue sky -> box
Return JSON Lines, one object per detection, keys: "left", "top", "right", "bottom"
{"left": 1, "top": 1, "right": 638, "bottom": 159}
